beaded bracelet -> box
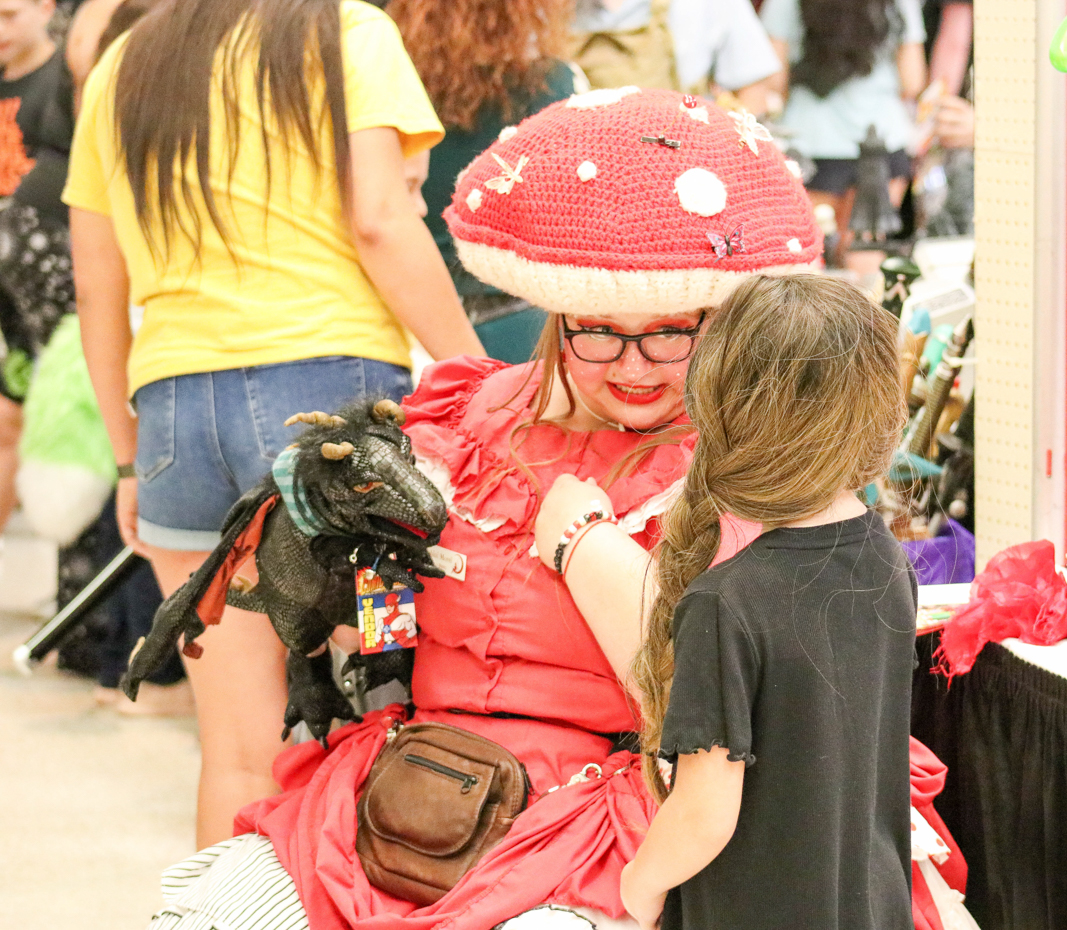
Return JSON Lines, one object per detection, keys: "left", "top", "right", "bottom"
{"left": 553, "top": 501, "right": 619, "bottom": 574}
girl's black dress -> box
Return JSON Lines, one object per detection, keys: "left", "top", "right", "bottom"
{"left": 660, "top": 510, "right": 917, "bottom": 930}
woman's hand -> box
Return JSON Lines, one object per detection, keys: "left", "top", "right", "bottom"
{"left": 535, "top": 473, "right": 651, "bottom": 684}
{"left": 935, "top": 96, "right": 975, "bottom": 149}
{"left": 116, "top": 475, "right": 150, "bottom": 558}
{"left": 533, "top": 474, "right": 614, "bottom": 570}
{"left": 620, "top": 860, "right": 666, "bottom": 930}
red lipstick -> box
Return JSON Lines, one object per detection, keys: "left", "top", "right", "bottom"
{"left": 607, "top": 383, "right": 666, "bottom": 405}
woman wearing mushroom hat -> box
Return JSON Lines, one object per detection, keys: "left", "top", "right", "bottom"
{"left": 145, "top": 90, "right": 819, "bottom": 930}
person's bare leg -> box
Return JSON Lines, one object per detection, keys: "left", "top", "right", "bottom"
{"left": 888, "top": 176, "right": 909, "bottom": 209}
{"left": 842, "top": 180, "right": 909, "bottom": 277}
{"left": 0, "top": 396, "right": 23, "bottom": 530}
{"left": 147, "top": 544, "right": 289, "bottom": 849}
{"left": 807, "top": 189, "right": 854, "bottom": 266}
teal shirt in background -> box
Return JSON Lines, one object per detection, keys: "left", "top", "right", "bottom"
{"left": 422, "top": 61, "right": 575, "bottom": 298}
{"left": 760, "top": 0, "right": 925, "bottom": 159}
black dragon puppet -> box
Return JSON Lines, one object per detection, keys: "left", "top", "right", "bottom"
{"left": 120, "top": 398, "right": 448, "bottom": 746}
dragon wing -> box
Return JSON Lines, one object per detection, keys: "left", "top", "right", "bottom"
{"left": 120, "top": 480, "right": 279, "bottom": 700}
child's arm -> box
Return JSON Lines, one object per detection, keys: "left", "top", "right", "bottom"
{"left": 896, "top": 42, "right": 927, "bottom": 101}
{"left": 621, "top": 747, "right": 745, "bottom": 930}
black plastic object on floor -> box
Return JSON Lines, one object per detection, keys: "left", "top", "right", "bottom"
{"left": 20, "top": 544, "right": 141, "bottom": 669}
{"left": 18, "top": 492, "right": 183, "bottom": 686}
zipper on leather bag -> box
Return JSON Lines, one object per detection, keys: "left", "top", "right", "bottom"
{"left": 404, "top": 754, "right": 479, "bottom": 793}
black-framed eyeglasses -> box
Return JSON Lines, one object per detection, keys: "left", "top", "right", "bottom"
{"left": 560, "top": 313, "right": 705, "bottom": 364}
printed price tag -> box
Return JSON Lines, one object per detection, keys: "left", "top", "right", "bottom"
{"left": 428, "top": 545, "right": 467, "bottom": 582}
{"left": 355, "top": 568, "right": 418, "bottom": 655}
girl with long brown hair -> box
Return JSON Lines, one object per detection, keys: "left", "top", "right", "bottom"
{"left": 621, "top": 274, "right": 917, "bottom": 930}
{"left": 63, "top": 0, "right": 483, "bottom": 846}
{"left": 389, "top": 0, "right": 575, "bottom": 363}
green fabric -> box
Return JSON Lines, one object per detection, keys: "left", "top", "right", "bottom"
{"left": 272, "top": 445, "right": 330, "bottom": 537}
{"left": 423, "top": 61, "right": 575, "bottom": 298}
{"left": 474, "top": 308, "right": 549, "bottom": 365}
{"left": 1, "top": 347, "right": 32, "bottom": 400}
{"left": 19, "top": 314, "right": 116, "bottom": 480}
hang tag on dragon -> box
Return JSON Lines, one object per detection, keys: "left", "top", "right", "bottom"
{"left": 356, "top": 567, "right": 418, "bottom": 655}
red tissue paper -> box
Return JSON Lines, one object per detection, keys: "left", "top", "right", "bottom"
{"left": 934, "top": 540, "right": 1067, "bottom": 681}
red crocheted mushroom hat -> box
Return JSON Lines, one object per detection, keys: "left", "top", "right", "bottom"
{"left": 444, "top": 87, "right": 822, "bottom": 317}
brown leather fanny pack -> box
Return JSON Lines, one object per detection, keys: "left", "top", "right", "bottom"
{"left": 356, "top": 721, "right": 531, "bottom": 905}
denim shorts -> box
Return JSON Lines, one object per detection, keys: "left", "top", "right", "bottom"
{"left": 133, "top": 355, "right": 411, "bottom": 550}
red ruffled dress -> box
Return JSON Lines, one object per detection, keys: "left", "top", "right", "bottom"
{"left": 236, "top": 357, "right": 744, "bottom": 930}
{"left": 234, "top": 357, "right": 970, "bottom": 930}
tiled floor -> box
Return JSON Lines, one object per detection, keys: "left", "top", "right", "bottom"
{"left": 0, "top": 522, "right": 199, "bottom": 930}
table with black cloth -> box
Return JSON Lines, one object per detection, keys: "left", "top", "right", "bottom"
{"left": 911, "top": 633, "right": 1067, "bottom": 930}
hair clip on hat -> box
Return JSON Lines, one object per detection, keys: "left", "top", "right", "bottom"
{"left": 444, "top": 89, "right": 821, "bottom": 318}
{"left": 640, "top": 134, "right": 682, "bottom": 149}
{"left": 708, "top": 225, "right": 745, "bottom": 260}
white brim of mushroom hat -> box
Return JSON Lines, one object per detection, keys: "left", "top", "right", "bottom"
{"left": 445, "top": 87, "right": 823, "bottom": 317}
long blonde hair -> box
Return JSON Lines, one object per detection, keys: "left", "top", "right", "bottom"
{"left": 630, "top": 274, "right": 905, "bottom": 800}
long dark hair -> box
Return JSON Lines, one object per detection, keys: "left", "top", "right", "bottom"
{"left": 96, "top": 0, "right": 164, "bottom": 62}
{"left": 792, "top": 0, "right": 900, "bottom": 98}
{"left": 115, "top": 0, "right": 349, "bottom": 256}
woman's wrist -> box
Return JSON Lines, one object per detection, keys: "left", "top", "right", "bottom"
{"left": 561, "top": 518, "right": 621, "bottom": 580}
{"left": 553, "top": 503, "right": 618, "bottom": 574}
{"left": 116, "top": 462, "right": 136, "bottom": 479}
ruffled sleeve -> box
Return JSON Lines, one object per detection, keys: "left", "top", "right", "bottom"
{"left": 660, "top": 590, "right": 759, "bottom": 766}
{"left": 403, "top": 356, "right": 540, "bottom": 536}
{"left": 403, "top": 355, "right": 511, "bottom": 429}
{"left": 402, "top": 359, "right": 762, "bottom": 553}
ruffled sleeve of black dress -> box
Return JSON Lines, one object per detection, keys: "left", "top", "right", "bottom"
{"left": 659, "top": 589, "right": 759, "bottom": 767}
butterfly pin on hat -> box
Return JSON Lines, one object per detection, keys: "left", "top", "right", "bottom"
{"left": 445, "top": 88, "right": 822, "bottom": 318}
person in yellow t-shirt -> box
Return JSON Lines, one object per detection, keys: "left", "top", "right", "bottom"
{"left": 63, "top": 0, "right": 484, "bottom": 847}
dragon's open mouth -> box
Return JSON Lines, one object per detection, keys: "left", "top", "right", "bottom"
{"left": 369, "top": 514, "right": 430, "bottom": 541}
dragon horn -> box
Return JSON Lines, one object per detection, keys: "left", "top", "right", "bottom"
{"left": 321, "top": 441, "right": 355, "bottom": 460}
{"left": 284, "top": 411, "right": 347, "bottom": 428}
{"left": 371, "top": 399, "right": 406, "bottom": 426}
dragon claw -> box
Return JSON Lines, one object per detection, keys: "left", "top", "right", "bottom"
{"left": 283, "top": 651, "right": 359, "bottom": 746}
{"left": 229, "top": 575, "right": 255, "bottom": 593}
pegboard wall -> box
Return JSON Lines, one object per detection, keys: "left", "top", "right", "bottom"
{"left": 973, "top": 0, "right": 1066, "bottom": 566}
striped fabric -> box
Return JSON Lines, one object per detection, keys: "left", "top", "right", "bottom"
{"left": 149, "top": 835, "right": 308, "bottom": 930}
{"left": 271, "top": 446, "right": 327, "bottom": 537}
{"left": 146, "top": 836, "right": 630, "bottom": 930}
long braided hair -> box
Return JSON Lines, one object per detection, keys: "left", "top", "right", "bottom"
{"left": 631, "top": 274, "right": 905, "bottom": 800}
